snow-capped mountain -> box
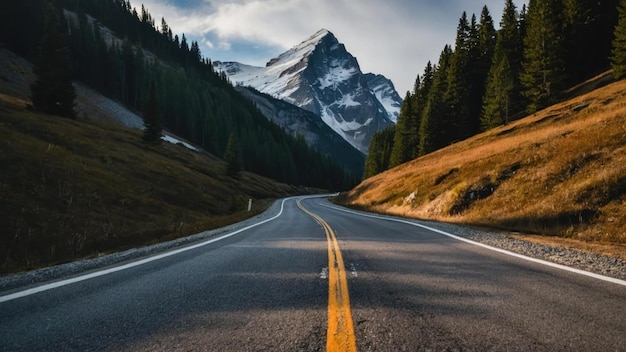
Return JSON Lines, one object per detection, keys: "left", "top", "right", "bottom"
{"left": 235, "top": 86, "right": 365, "bottom": 177}
{"left": 215, "top": 29, "right": 400, "bottom": 153}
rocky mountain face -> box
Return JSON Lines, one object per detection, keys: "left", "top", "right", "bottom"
{"left": 363, "top": 73, "right": 403, "bottom": 122}
{"left": 215, "top": 29, "right": 401, "bottom": 154}
{"left": 235, "top": 86, "right": 365, "bottom": 177}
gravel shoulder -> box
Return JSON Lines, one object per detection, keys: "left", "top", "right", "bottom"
{"left": 414, "top": 219, "right": 626, "bottom": 282}
{"left": 0, "top": 200, "right": 285, "bottom": 293}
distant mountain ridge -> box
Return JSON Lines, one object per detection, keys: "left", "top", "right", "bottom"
{"left": 215, "top": 29, "right": 401, "bottom": 153}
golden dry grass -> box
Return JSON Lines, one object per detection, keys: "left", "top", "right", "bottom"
{"left": 339, "top": 75, "right": 626, "bottom": 258}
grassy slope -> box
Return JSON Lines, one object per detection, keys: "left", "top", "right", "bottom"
{"left": 339, "top": 74, "right": 626, "bottom": 258}
{"left": 0, "top": 94, "right": 308, "bottom": 274}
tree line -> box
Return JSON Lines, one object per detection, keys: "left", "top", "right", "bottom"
{"left": 365, "top": 0, "right": 626, "bottom": 179}
{"left": 0, "top": 0, "right": 358, "bottom": 190}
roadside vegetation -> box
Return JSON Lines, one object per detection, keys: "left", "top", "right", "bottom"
{"left": 338, "top": 73, "right": 626, "bottom": 258}
{"left": 365, "top": 0, "right": 623, "bottom": 179}
{"left": 0, "top": 0, "right": 345, "bottom": 275}
{"left": 0, "top": 0, "right": 359, "bottom": 190}
{"left": 0, "top": 95, "right": 308, "bottom": 274}
{"left": 351, "top": 0, "right": 626, "bottom": 259}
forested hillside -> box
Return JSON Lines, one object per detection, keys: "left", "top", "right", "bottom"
{"left": 365, "top": 0, "right": 622, "bottom": 179}
{"left": 0, "top": 0, "right": 357, "bottom": 190}
{"left": 340, "top": 74, "right": 626, "bottom": 252}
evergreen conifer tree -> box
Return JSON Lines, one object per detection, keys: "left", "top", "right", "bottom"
{"left": 389, "top": 91, "right": 414, "bottom": 168}
{"left": 224, "top": 133, "right": 242, "bottom": 178}
{"left": 481, "top": 0, "right": 523, "bottom": 129}
{"left": 481, "top": 55, "right": 513, "bottom": 129}
{"left": 407, "top": 77, "right": 422, "bottom": 159}
{"left": 562, "top": 0, "right": 618, "bottom": 83}
{"left": 445, "top": 12, "right": 472, "bottom": 143}
{"left": 190, "top": 41, "right": 202, "bottom": 63}
{"left": 142, "top": 81, "right": 162, "bottom": 144}
{"left": 443, "top": 9, "right": 494, "bottom": 142}
{"left": 160, "top": 17, "right": 169, "bottom": 36}
{"left": 412, "top": 62, "right": 434, "bottom": 157}
{"left": 364, "top": 126, "right": 395, "bottom": 179}
{"left": 520, "top": 0, "right": 566, "bottom": 113}
{"left": 419, "top": 45, "right": 453, "bottom": 155}
{"left": 612, "top": 0, "right": 626, "bottom": 79}
{"left": 30, "top": 3, "right": 76, "bottom": 118}
{"left": 468, "top": 7, "right": 497, "bottom": 133}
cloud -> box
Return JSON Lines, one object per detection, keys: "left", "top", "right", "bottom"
{"left": 131, "top": 0, "right": 528, "bottom": 94}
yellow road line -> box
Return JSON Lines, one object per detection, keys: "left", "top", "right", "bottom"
{"left": 297, "top": 199, "right": 357, "bottom": 352}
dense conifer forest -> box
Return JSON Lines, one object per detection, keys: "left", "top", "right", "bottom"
{"left": 0, "top": 0, "right": 358, "bottom": 190}
{"left": 364, "top": 0, "right": 625, "bottom": 179}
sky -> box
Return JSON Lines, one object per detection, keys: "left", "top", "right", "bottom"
{"left": 129, "top": 0, "right": 528, "bottom": 95}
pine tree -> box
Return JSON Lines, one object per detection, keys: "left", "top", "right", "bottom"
{"left": 612, "top": 0, "right": 626, "bottom": 79}
{"left": 30, "top": 3, "right": 76, "bottom": 118}
{"left": 445, "top": 12, "right": 472, "bottom": 143}
{"left": 481, "top": 0, "right": 523, "bottom": 129}
{"left": 224, "top": 133, "right": 242, "bottom": 178}
{"left": 364, "top": 126, "right": 395, "bottom": 179}
{"left": 481, "top": 55, "right": 513, "bottom": 129}
{"left": 412, "top": 62, "right": 434, "bottom": 157}
{"left": 190, "top": 41, "right": 202, "bottom": 63}
{"left": 519, "top": 4, "right": 528, "bottom": 45}
{"left": 142, "top": 81, "right": 162, "bottom": 144}
{"left": 406, "top": 77, "right": 422, "bottom": 159}
{"left": 419, "top": 45, "right": 453, "bottom": 155}
{"left": 389, "top": 91, "right": 414, "bottom": 168}
{"left": 520, "top": 0, "right": 566, "bottom": 113}
{"left": 160, "top": 17, "right": 169, "bottom": 36}
{"left": 443, "top": 9, "right": 494, "bottom": 142}
{"left": 469, "top": 6, "right": 497, "bottom": 132}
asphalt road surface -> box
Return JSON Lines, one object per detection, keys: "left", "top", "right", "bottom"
{"left": 1, "top": 196, "right": 625, "bottom": 351}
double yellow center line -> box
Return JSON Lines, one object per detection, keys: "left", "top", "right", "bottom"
{"left": 297, "top": 199, "right": 357, "bottom": 352}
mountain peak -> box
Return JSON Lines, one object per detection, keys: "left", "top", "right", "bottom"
{"left": 264, "top": 28, "right": 337, "bottom": 68}
{"left": 316, "top": 28, "right": 331, "bottom": 35}
{"left": 308, "top": 28, "right": 334, "bottom": 42}
{"left": 216, "top": 30, "right": 400, "bottom": 153}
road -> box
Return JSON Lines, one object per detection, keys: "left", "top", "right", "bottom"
{"left": 1, "top": 196, "right": 625, "bottom": 351}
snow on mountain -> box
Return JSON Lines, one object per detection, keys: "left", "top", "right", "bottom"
{"left": 235, "top": 86, "right": 365, "bottom": 177}
{"left": 219, "top": 29, "right": 330, "bottom": 104}
{"left": 215, "top": 29, "right": 400, "bottom": 153}
{"left": 363, "top": 73, "right": 403, "bottom": 123}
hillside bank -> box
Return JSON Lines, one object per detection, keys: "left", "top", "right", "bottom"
{"left": 338, "top": 75, "right": 626, "bottom": 259}
{"left": 0, "top": 94, "right": 312, "bottom": 274}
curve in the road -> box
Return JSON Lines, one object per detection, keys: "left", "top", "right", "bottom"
{"left": 0, "top": 197, "right": 295, "bottom": 304}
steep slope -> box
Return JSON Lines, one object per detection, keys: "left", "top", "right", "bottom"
{"left": 2, "top": 1, "right": 358, "bottom": 191}
{"left": 235, "top": 86, "right": 365, "bottom": 177}
{"left": 215, "top": 29, "right": 397, "bottom": 153}
{"left": 338, "top": 74, "right": 626, "bottom": 250}
{"left": 0, "top": 92, "right": 308, "bottom": 273}
{"left": 363, "top": 73, "right": 403, "bottom": 123}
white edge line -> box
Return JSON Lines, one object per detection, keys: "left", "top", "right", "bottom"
{"left": 322, "top": 202, "right": 626, "bottom": 287}
{"left": 0, "top": 198, "right": 292, "bottom": 303}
